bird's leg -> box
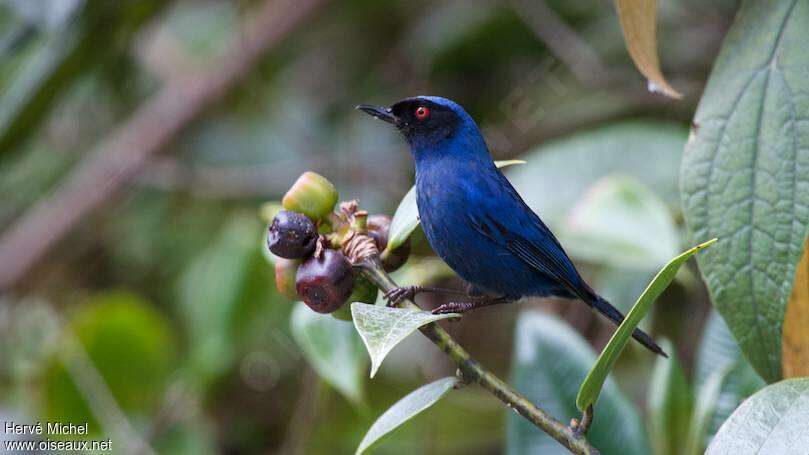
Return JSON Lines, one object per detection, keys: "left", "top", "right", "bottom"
{"left": 383, "top": 286, "right": 471, "bottom": 308}
{"left": 432, "top": 295, "right": 511, "bottom": 314}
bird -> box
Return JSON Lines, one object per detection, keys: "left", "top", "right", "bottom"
{"left": 356, "top": 96, "right": 665, "bottom": 357}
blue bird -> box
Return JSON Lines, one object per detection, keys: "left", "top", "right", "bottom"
{"left": 357, "top": 96, "right": 665, "bottom": 356}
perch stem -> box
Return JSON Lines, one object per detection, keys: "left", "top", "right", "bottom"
{"left": 358, "top": 257, "right": 599, "bottom": 455}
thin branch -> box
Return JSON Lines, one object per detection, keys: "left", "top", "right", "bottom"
{"left": 358, "top": 257, "right": 599, "bottom": 455}
{"left": 0, "top": 0, "right": 329, "bottom": 290}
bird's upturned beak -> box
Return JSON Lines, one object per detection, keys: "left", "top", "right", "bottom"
{"left": 355, "top": 104, "right": 396, "bottom": 125}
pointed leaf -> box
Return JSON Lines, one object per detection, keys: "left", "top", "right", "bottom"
{"left": 576, "top": 239, "right": 716, "bottom": 411}
{"left": 290, "top": 303, "right": 367, "bottom": 404}
{"left": 614, "top": 0, "right": 681, "bottom": 98}
{"left": 680, "top": 1, "right": 809, "bottom": 383}
{"left": 355, "top": 376, "right": 458, "bottom": 454}
{"left": 647, "top": 339, "right": 693, "bottom": 455}
{"left": 507, "top": 311, "right": 649, "bottom": 455}
{"left": 351, "top": 303, "right": 459, "bottom": 378}
{"left": 386, "top": 160, "right": 524, "bottom": 250}
{"left": 706, "top": 378, "right": 809, "bottom": 454}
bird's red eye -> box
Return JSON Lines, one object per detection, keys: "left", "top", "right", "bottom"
{"left": 415, "top": 106, "right": 429, "bottom": 120}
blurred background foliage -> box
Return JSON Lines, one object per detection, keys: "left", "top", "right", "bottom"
{"left": 0, "top": 0, "right": 755, "bottom": 454}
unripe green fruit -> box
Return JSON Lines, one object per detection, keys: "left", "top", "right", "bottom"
{"left": 296, "top": 249, "right": 355, "bottom": 313}
{"left": 275, "top": 258, "right": 300, "bottom": 300}
{"left": 349, "top": 275, "right": 379, "bottom": 304}
{"left": 330, "top": 303, "right": 353, "bottom": 321}
{"left": 282, "top": 172, "right": 338, "bottom": 221}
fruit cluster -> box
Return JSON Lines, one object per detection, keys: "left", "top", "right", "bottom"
{"left": 267, "top": 172, "right": 411, "bottom": 319}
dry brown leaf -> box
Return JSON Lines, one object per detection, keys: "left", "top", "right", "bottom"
{"left": 615, "top": 0, "right": 682, "bottom": 99}
{"left": 783, "top": 236, "right": 809, "bottom": 378}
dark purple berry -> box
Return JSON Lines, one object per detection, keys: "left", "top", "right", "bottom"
{"left": 368, "top": 214, "right": 411, "bottom": 272}
{"left": 268, "top": 210, "right": 317, "bottom": 259}
{"left": 296, "top": 249, "right": 355, "bottom": 313}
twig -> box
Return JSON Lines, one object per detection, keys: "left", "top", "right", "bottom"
{"left": 0, "top": 0, "right": 328, "bottom": 290}
{"left": 358, "top": 257, "right": 599, "bottom": 455}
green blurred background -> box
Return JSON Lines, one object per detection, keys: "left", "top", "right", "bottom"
{"left": 0, "top": 0, "right": 753, "bottom": 454}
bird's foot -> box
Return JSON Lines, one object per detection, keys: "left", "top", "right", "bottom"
{"left": 383, "top": 286, "right": 420, "bottom": 307}
{"left": 432, "top": 296, "right": 511, "bottom": 315}
{"left": 432, "top": 301, "right": 476, "bottom": 314}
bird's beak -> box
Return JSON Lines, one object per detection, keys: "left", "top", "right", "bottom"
{"left": 355, "top": 104, "right": 396, "bottom": 125}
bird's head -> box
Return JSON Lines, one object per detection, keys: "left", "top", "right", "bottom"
{"left": 356, "top": 96, "right": 483, "bottom": 155}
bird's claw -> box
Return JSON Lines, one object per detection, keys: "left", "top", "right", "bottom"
{"left": 431, "top": 302, "right": 472, "bottom": 315}
{"left": 383, "top": 286, "right": 417, "bottom": 307}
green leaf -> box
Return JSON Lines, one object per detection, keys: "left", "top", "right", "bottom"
{"left": 355, "top": 376, "right": 458, "bottom": 454}
{"left": 694, "top": 310, "right": 766, "bottom": 440}
{"left": 177, "top": 214, "right": 268, "bottom": 385}
{"left": 560, "top": 175, "right": 680, "bottom": 270}
{"left": 685, "top": 366, "right": 732, "bottom": 455}
{"left": 576, "top": 239, "right": 716, "bottom": 411}
{"left": 706, "top": 378, "right": 809, "bottom": 454}
{"left": 647, "top": 339, "right": 692, "bottom": 455}
{"left": 290, "top": 303, "right": 366, "bottom": 404}
{"left": 43, "top": 292, "right": 177, "bottom": 433}
{"left": 350, "top": 302, "right": 459, "bottom": 378}
{"left": 386, "top": 160, "right": 524, "bottom": 251}
{"left": 680, "top": 1, "right": 809, "bottom": 383}
{"left": 507, "top": 311, "right": 649, "bottom": 455}
{"left": 508, "top": 122, "right": 686, "bottom": 227}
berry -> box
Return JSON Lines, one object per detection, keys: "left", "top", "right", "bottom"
{"left": 368, "top": 214, "right": 411, "bottom": 272}
{"left": 282, "top": 172, "right": 338, "bottom": 221}
{"left": 296, "top": 249, "right": 355, "bottom": 313}
{"left": 274, "top": 258, "right": 300, "bottom": 300}
{"left": 267, "top": 210, "right": 317, "bottom": 259}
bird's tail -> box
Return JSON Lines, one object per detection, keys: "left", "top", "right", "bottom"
{"left": 588, "top": 294, "right": 667, "bottom": 357}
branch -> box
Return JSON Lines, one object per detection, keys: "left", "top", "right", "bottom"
{"left": 358, "top": 257, "right": 600, "bottom": 455}
{"left": 0, "top": 0, "right": 328, "bottom": 290}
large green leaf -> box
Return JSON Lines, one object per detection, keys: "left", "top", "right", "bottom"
{"left": 576, "top": 239, "right": 716, "bottom": 411}
{"left": 706, "top": 378, "right": 809, "bottom": 454}
{"left": 508, "top": 122, "right": 686, "bottom": 227}
{"left": 559, "top": 175, "right": 680, "bottom": 270}
{"left": 43, "top": 292, "right": 177, "bottom": 433}
{"left": 646, "top": 339, "right": 692, "bottom": 455}
{"left": 350, "top": 303, "right": 459, "bottom": 378}
{"left": 680, "top": 1, "right": 809, "bottom": 383}
{"left": 386, "top": 160, "right": 524, "bottom": 251}
{"left": 507, "top": 311, "right": 649, "bottom": 455}
{"left": 355, "top": 376, "right": 458, "bottom": 454}
{"left": 290, "top": 303, "right": 367, "bottom": 404}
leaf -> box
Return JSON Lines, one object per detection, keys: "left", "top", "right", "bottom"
{"left": 647, "top": 339, "right": 692, "bottom": 455}
{"left": 507, "top": 311, "right": 649, "bottom": 455}
{"left": 355, "top": 376, "right": 458, "bottom": 454}
{"left": 290, "top": 303, "right": 367, "bottom": 404}
{"left": 680, "top": 1, "right": 809, "bottom": 383}
{"left": 783, "top": 238, "right": 809, "bottom": 377}
{"left": 350, "top": 302, "right": 459, "bottom": 378}
{"left": 706, "top": 378, "right": 809, "bottom": 454}
{"left": 177, "top": 214, "right": 266, "bottom": 385}
{"left": 694, "top": 310, "right": 766, "bottom": 441}
{"left": 576, "top": 239, "right": 716, "bottom": 411}
{"left": 43, "top": 292, "right": 177, "bottom": 432}
{"left": 614, "top": 0, "right": 681, "bottom": 99}
{"left": 560, "top": 175, "right": 680, "bottom": 270}
{"left": 684, "top": 366, "right": 732, "bottom": 455}
{"left": 508, "top": 122, "right": 686, "bottom": 228}
{"left": 386, "top": 160, "right": 524, "bottom": 251}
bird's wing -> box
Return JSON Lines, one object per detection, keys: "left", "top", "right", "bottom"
{"left": 467, "top": 210, "right": 589, "bottom": 301}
